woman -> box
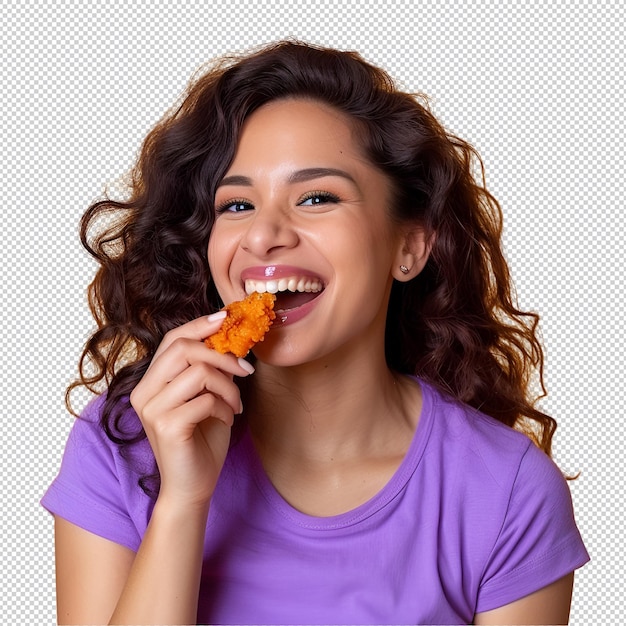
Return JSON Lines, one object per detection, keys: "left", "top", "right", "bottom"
{"left": 43, "top": 40, "right": 588, "bottom": 624}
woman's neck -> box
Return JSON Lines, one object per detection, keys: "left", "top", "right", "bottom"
{"left": 242, "top": 349, "right": 423, "bottom": 517}
{"left": 246, "top": 351, "right": 421, "bottom": 465}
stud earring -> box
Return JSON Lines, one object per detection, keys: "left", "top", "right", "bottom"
{"left": 400, "top": 265, "right": 410, "bottom": 274}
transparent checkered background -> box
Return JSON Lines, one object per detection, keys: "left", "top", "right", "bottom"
{"left": 2, "top": 1, "right": 624, "bottom": 623}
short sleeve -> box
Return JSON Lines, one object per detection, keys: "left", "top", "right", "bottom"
{"left": 41, "top": 396, "right": 151, "bottom": 552}
{"left": 475, "top": 442, "right": 589, "bottom": 612}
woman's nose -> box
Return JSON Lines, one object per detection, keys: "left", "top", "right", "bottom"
{"left": 240, "top": 206, "right": 299, "bottom": 258}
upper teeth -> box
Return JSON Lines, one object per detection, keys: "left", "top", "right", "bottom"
{"left": 244, "top": 277, "right": 324, "bottom": 295}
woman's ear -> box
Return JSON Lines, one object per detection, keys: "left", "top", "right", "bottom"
{"left": 392, "top": 226, "right": 434, "bottom": 281}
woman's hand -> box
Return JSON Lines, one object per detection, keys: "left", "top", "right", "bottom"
{"left": 130, "top": 311, "right": 255, "bottom": 511}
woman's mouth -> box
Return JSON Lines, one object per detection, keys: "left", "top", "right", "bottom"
{"left": 243, "top": 276, "right": 324, "bottom": 325}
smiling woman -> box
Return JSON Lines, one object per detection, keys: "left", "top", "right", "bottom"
{"left": 42, "top": 40, "right": 588, "bottom": 625}
{"left": 208, "top": 98, "right": 405, "bottom": 364}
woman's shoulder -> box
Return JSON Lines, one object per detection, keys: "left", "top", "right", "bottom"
{"left": 417, "top": 380, "right": 588, "bottom": 607}
{"left": 419, "top": 379, "right": 563, "bottom": 494}
{"left": 62, "top": 393, "right": 117, "bottom": 450}
{"left": 42, "top": 393, "right": 154, "bottom": 551}
{"left": 422, "top": 380, "right": 532, "bottom": 447}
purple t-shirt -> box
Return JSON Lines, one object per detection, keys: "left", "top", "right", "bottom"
{"left": 42, "top": 380, "right": 588, "bottom": 624}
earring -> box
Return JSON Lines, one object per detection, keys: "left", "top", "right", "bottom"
{"left": 400, "top": 265, "right": 410, "bottom": 274}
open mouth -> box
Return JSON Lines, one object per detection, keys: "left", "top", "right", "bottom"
{"left": 244, "top": 276, "right": 324, "bottom": 319}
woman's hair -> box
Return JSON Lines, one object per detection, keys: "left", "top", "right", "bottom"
{"left": 68, "top": 40, "right": 556, "bottom": 489}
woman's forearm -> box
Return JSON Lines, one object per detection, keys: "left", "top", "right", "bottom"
{"left": 109, "top": 499, "right": 209, "bottom": 625}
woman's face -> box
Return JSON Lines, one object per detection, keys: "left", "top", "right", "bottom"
{"left": 208, "top": 98, "right": 407, "bottom": 367}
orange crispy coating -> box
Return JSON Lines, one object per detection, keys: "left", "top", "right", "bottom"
{"left": 204, "top": 292, "right": 276, "bottom": 358}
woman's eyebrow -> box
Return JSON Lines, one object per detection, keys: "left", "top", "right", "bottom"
{"left": 287, "top": 167, "right": 356, "bottom": 184}
{"left": 218, "top": 174, "right": 252, "bottom": 187}
{"left": 217, "top": 168, "right": 356, "bottom": 188}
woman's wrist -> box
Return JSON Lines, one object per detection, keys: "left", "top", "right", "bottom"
{"left": 151, "top": 492, "right": 212, "bottom": 525}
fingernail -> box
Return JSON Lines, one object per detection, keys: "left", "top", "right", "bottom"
{"left": 207, "top": 311, "right": 227, "bottom": 323}
{"left": 238, "top": 399, "right": 244, "bottom": 414}
{"left": 237, "top": 358, "right": 256, "bottom": 375}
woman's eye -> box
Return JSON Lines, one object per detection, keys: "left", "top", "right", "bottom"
{"left": 216, "top": 199, "right": 254, "bottom": 214}
{"left": 298, "top": 191, "right": 340, "bottom": 207}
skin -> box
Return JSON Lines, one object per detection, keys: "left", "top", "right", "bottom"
{"left": 53, "top": 98, "right": 575, "bottom": 624}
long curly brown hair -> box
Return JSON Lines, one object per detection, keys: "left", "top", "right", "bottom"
{"left": 68, "top": 40, "right": 556, "bottom": 482}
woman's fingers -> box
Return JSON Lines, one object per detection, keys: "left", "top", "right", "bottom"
{"left": 150, "top": 311, "right": 227, "bottom": 364}
{"left": 132, "top": 314, "right": 255, "bottom": 413}
{"left": 132, "top": 341, "right": 253, "bottom": 414}
{"left": 150, "top": 336, "right": 253, "bottom": 383}
{"left": 151, "top": 392, "right": 237, "bottom": 435}
{"left": 142, "top": 360, "right": 243, "bottom": 417}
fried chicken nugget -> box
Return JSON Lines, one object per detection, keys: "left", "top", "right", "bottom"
{"left": 204, "top": 292, "right": 276, "bottom": 358}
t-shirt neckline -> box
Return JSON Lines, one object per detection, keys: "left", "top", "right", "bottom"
{"left": 240, "top": 377, "right": 435, "bottom": 530}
